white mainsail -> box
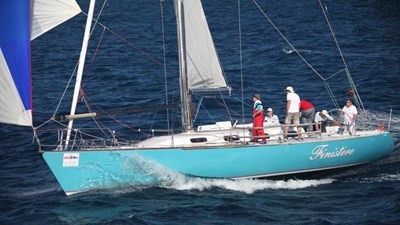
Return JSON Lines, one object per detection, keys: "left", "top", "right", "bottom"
{"left": 31, "top": 0, "right": 81, "bottom": 40}
{"left": 177, "top": 0, "right": 230, "bottom": 94}
{"left": 174, "top": 0, "right": 231, "bottom": 131}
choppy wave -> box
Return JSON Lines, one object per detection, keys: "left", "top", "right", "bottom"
{"left": 11, "top": 186, "right": 61, "bottom": 198}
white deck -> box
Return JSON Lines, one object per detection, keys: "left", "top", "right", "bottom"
{"left": 135, "top": 121, "right": 384, "bottom": 149}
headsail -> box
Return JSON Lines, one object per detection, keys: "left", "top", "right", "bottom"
{"left": 0, "top": 0, "right": 32, "bottom": 126}
{"left": 0, "top": 0, "right": 81, "bottom": 127}
{"left": 31, "top": 0, "right": 82, "bottom": 40}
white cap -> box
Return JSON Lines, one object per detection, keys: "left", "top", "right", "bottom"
{"left": 321, "top": 110, "right": 328, "bottom": 115}
{"left": 267, "top": 107, "right": 273, "bottom": 112}
{"left": 286, "top": 86, "right": 294, "bottom": 93}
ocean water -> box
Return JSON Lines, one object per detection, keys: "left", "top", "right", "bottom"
{"left": 1, "top": 0, "right": 400, "bottom": 224}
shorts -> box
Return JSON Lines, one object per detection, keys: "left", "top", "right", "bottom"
{"left": 345, "top": 121, "right": 356, "bottom": 134}
{"left": 285, "top": 112, "right": 300, "bottom": 126}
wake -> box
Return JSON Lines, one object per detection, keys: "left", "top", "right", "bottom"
{"left": 120, "top": 155, "right": 336, "bottom": 194}
{"left": 164, "top": 177, "right": 334, "bottom": 194}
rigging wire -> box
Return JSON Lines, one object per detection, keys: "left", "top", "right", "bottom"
{"left": 216, "top": 97, "right": 251, "bottom": 120}
{"left": 79, "top": 3, "right": 163, "bottom": 66}
{"left": 238, "top": 0, "right": 245, "bottom": 123}
{"left": 74, "top": 90, "right": 152, "bottom": 137}
{"left": 160, "top": 0, "right": 171, "bottom": 134}
{"left": 219, "top": 91, "right": 233, "bottom": 121}
{"left": 91, "top": 27, "right": 106, "bottom": 62}
{"left": 79, "top": 89, "right": 113, "bottom": 139}
{"left": 36, "top": 0, "right": 165, "bottom": 143}
{"left": 41, "top": 0, "right": 163, "bottom": 122}
{"left": 319, "top": 0, "right": 366, "bottom": 113}
{"left": 251, "top": 0, "right": 340, "bottom": 109}
{"left": 251, "top": 0, "right": 324, "bottom": 81}
{"left": 47, "top": 0, "right": 110, "bottom": 122}
{"left": 237, "top": 0, "right": 249, "bottom": 142}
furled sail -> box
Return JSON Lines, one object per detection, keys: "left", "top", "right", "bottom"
{"left": 179, "top": 0, "right": 231, "bottom": 95}
{"left": 31, "top": 0, "right": 82, "bottom": 40}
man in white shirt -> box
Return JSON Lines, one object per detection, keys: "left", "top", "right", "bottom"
{"left": 314, "top": 110, "right": 340, "bottom": 133}
{"left": 341, "top": 99, "right": 358, "bottom": 135}
{"left": 284, "top": 86, "right": 302, "bottom": 140}
{"left": 264, "top": 107, "right": 279, "bottom": 124}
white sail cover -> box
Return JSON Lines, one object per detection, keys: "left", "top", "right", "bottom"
{"left": 31, "top": 0, "right": 82, "bottom": 40}
{"left": 180, "top": 0, "right": 230, "bottom": 95}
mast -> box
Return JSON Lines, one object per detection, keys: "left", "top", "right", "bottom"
{"left": 174, "top": 0, "right": 192, "bottom": 132}
{"left": 65, "top": 0, "right": 96, "bottom": 149}
{"left": 173, "top": 0, "right": 231, "bottom": 132}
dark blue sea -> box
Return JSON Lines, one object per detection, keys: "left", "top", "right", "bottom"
{"left": 1, "top": 0, "right": 400, "bottom": 224}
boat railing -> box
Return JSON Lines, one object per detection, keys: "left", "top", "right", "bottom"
{"left": 328, "top": 108, "right": 391, "bottom": 132}
{"left": 232, "top": 118, "right": 386, "bottom": 142}
{"left": 37, "top": 127, "right": 138, "bottom": 151}
{"left": 233, "top": 122, "right": 324, "bottom": 141}
{"left": 35, "top": 113, "right": 388, "bottom": 151}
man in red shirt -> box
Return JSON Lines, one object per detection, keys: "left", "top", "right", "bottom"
{"left": 300, "top": 99, "right": 315, "bottom": 133}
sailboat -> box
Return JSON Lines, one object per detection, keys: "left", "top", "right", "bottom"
{"left": 0, "top": 0, "right": 394, "bottom": 195}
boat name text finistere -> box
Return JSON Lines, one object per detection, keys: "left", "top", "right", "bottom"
{"left": 310, "top": 145, "right": 355, "bottom": 160}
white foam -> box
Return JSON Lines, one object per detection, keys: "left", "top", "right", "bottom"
{"left": 282, "top": 48, "right": 312, "bottom": 54}
{"left": 123, "top": 154, "right": 335, "bottom": 194}
{"left": 164, "top": 177, "right": 334, "bottom": 194}
{"left": 360, "top": 173, "right": 400, "bottom": 183}
{"left": 12, "top": 185, "right": 60, "bottom": 197}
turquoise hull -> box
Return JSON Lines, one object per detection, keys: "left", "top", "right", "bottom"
{"left": 42, "top": 132, "right": 394, "bottom": 195}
